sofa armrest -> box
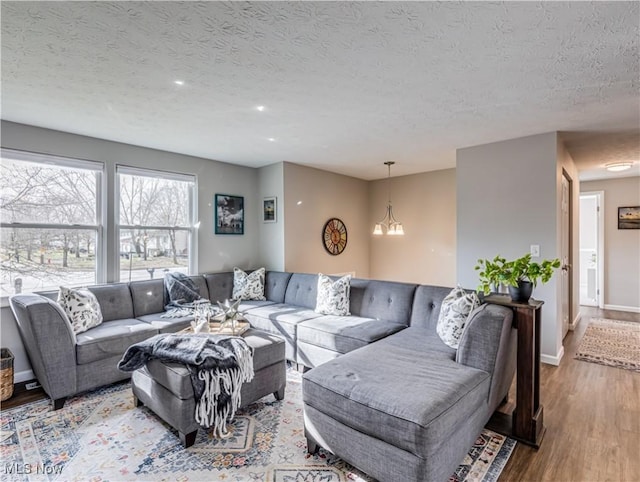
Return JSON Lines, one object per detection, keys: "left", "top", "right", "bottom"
{"left": 9, "top": 294, "right": 78, "bottom": 400}
{"left": 456, "top": 303, "right": 516, "bottom": 412}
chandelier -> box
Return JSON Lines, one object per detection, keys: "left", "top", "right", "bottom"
{"left": 373, "top": 161, "right": 404, "bottom": 236}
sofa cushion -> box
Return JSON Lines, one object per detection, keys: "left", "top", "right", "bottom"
{"left": 348, "top": 279, "right": 417, "bottom": 325}
{"left": 233, "top": 267, "right": 266, "bottom": 300}
{"left": 129, "top": 279, "right": 165, "bottom": 317}
{"left": 137, "top": 312, "right": 193, "bottom": 334}
{"left": 315, "top": 274, "right": 352, "bottom": 316}
{"left": 283, "top": 273, "right": 319, "bottom": 309}
{"left": 265, "top": 271, "right": 293, "bottom": 303}
{"left": 298, "top": 316, "right": 406, "bottom": 354}
{"left": 409, "top": 284, "right": 455, "bottom": 330}
{"left": 76, "top": 319, "right": 158, "bottom": 365}
{"left": 302, "top": 328, "right": 489, "bottom": 457}
{"left": 57, "top": 286, "right": 103, "bottom": 334}
{"left": 436, "top": 286, "right": 480, "bottom": 349}
{"left": 87, "top": 284, "right": 135, "bottom": 322}
{"left": 204, "top": 272, "right": 234, "bottom": 304}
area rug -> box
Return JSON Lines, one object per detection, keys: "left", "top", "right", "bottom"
{"left": 575, "top": 318, "right": 640, "bottom": 372}
{"left": 0, "top": 370, "right": 515, "bottom": 482}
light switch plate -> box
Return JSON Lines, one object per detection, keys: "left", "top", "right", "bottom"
{"left": 530, "top": 245, "right": 540, "bottom": 257}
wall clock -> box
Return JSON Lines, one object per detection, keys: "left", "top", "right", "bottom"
{"left": 322, "top": 218, "right": 348, "bottom": 255}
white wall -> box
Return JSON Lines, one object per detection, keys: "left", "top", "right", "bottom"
{"left": 283, "top": 162, "right": 370, "bottom": 277}
{"left": 457, "top": 132, "right": 573, "bottom": 364}
{"left": 580, "top": 176, "right": 640, "bottom": 311}
{"left": 258, "top": 162, "right": 285, "bottom": 271}
{"left": 1, "top": 121, "right": 261, "bottom": 380}
{"left": 369, "top": 169, "right": 456, "bottom": 285}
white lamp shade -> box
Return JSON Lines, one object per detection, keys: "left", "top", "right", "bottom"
{"left": 373, "top": 224, "right": 383, "bottom": 235}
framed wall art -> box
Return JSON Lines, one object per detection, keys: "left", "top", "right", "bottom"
{"left": 263, "top": 197, "right": 277, "bottom": 223}
{"left": 618, "top": 206, "right": 640, "bottom": 229}
{"left": 215, "top": 194, "right": 244, "bottom": 235}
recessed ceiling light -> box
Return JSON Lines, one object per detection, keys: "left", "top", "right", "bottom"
{"left": 174, "top": 80, "right": 185, "bottom": 86}
{"left": 256, "top": 105, "right": 266, "bottom": 112}
{"left": 605, "top": 162, "right": 633, "bottom": 172}
{"left": 267, "top": 138, "right": 276, "bottom": 142}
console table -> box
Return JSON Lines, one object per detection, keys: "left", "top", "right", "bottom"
{"left": 485, "top": 294, "right": 545, "bottom": 448}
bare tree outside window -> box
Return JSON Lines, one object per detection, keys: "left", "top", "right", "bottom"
{"left": 117, "top": 168, "right": 194, "bottom": 283}
{"left": 0, "top": 153, "right": 101, "bottom": 296}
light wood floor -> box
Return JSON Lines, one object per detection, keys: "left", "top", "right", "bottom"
{"left": 499, "top": 306, "right": 640, "bottom": 482}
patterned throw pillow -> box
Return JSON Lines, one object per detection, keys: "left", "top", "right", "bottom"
{"left": 436, "top": 286, "right": 480, "bottom": 349}
{"left": 57, "top": 286, "right": 104, "bottom": 335}
{"left": 232, "top": 267, "right": 266, "bottom": 301}
{"left": 315, "top": 273, "right": 352, "bottom": 316}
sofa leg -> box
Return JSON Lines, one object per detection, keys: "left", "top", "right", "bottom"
{"left": 134, "top": 395, "right": 143, "bottom": 407}
{"left": 52, "top": 397, "right": 67, "bottom": 410}
{"left": 306, "top": 437, "right": 319, "bottom": 455}
{"left": 273, "top": 387, "right": 285, "bottom": 401}
{"left": 179, "top": 430, "right": 198, "bottom": 448}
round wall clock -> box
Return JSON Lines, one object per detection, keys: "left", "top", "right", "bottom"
{"left": 322, "top": 218, "right": 348, "bottom": 255}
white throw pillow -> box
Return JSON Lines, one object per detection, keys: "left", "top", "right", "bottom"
{"left": 57, "top": 286, "right": 104, "bottom": 335}
{"left": 436, "top": 286, "right": 480, "bottom": 349}
{"left": 315, "top": 273, "right": 352, "bottom": 316}
{"left": 232, "top": 267, "right": 266, "bottom": 301}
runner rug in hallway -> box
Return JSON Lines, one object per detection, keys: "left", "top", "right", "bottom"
{"left": 0, "top": 370, "right": 515, "bottom": 481}
{"left": 575, "top": 318, "right": 640, "bottom": 372}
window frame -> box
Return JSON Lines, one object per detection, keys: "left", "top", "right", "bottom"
{"left": 0, "top": 148, "right": 106, "bottom": 298}
{"left": 115, "top": 165, "right": 198, "bottom": 281}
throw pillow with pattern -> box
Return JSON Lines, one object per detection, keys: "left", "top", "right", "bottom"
{"left": 315, "top": 273, "right": 352, "bottom": 316}
{"left": 57, "top": 286, "right": 104, "bottom": 335}
{"left": 232, "top": 267, "right": 266, "bottom": 301}
{"left": 436, "top": 286, "right": 480, "bottom": 349}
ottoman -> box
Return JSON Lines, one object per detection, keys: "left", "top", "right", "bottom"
{"left": 131, "top": 329, "right": 286, "bottom": 447}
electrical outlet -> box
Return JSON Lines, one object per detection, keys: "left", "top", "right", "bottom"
{"left": 25, "top": 382, "right": 41, "bottom": 390}
{"left": 530, "top": 245, "right": 540, "bottom": 257}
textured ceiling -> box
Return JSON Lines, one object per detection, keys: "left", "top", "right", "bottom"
{"left": 2, "top": 1, "right": 639, "bottom": 180}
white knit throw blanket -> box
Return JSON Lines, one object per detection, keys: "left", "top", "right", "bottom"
{"left": 195, "top": 338, "right": 254, "bottom": 437}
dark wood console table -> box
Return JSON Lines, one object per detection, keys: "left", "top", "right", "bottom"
{"left": 485, "top": 294, "right": 545, "bottom": 448}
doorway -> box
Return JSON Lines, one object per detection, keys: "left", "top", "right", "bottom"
{"left": 579, "top": 191, "right": 604, "bottom": 308}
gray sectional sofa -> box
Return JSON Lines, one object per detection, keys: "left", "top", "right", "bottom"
{"left": 10, "top": 269, "right": 517, "bottom": 482}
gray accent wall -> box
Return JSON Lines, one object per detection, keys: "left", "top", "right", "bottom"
{"left": 456, "top": 132, "right": 579, "bottom": 364}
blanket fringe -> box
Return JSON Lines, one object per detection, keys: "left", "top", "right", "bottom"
{"left": 194, "top": 338, "right": 254, "bottom": 437}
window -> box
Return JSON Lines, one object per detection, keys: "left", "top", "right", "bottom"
{"left": 117, "top": 166, "right": 196, "bottom": 283}
{"left": 0, "top": 149, "right": 104, "bottom": 296}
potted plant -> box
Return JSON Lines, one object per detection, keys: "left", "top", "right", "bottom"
{"left": 475, "top": 253, "right": 561, "bottom": 302}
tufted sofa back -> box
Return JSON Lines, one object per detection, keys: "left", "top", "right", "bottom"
{"left": 409, "top": 285, "right": 455, "bottom": 330}
{"left": 349, "top": 279, "right": 417, "bottom": 326}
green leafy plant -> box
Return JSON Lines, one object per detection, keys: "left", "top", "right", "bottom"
{"left": 475, "top": 253, "right": 561, "bottom": 295}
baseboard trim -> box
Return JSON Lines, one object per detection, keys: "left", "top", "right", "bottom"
{"left": 15, "top": 369, "right": 35, "bottom": 384}
{"left": 603, "top": 304, "right": 640, "bottom": 314}
{"left": 541, "top": 346, "right": 564, "bottom": 366}
{"left": 569, "top": 312, "right": 582, "bottom": 331}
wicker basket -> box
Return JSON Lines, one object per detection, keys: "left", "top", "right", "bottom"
{"left": 0, "top": 348, "right": 15, "bottom": 401}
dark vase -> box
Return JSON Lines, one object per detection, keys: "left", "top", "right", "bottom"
{"left": 508, "top": 280, "right": 533, "bottom": 302}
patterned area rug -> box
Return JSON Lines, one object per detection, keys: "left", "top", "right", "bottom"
{"left": 0, "top": 370, "right": 515, "bottom": 481}
{"left": 575, "top": 318, "right": 640, "bottom": 372}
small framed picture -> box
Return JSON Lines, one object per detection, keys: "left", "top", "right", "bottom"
{"left": 618, "top": 206, "right": 640, "bottom": 229}
{"left": 215, "top": 194, "right": 244, "bottom": 235}
{"left": 263, "top": 197, "right": 277, "bottom": 223}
